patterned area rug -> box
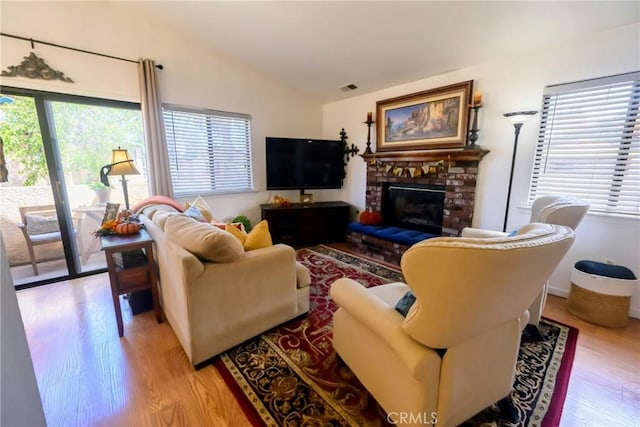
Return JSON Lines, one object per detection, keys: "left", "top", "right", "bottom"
{"left": 215, "top": 245, "right": 578, "bottom": 426}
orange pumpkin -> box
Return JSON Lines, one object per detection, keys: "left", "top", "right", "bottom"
{"left": 359, "top": 209, "right": 383, "bottom": 225}
{"left": 115, "top": 221, "right": 141, "bottom": 235}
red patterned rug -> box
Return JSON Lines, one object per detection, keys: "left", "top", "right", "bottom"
{"left": 214, "top": 245, "right": 578, "bottom": 426}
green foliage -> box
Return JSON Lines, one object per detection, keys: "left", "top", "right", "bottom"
{"left": 232, "top": 215, "right": 252, "bottom": 232}
{"left": 0, "top": 93, "right": 144, "bottom": 187}
{"left": 50, "top": 101, "right": 144, "bottom": 186}
{"left": 0, "top": 96, "right": 47, "bottom": 185}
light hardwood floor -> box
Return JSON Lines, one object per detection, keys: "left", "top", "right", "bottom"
{"left": 15, "top": 272, "right": 640, "bottom": 426}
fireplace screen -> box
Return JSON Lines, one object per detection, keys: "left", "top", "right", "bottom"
{"left": 383, "top": 184, "right": 445, "bottom": 235}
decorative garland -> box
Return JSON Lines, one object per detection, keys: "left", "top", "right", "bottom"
{"left": 374, "top": 159, "right": 449, "bottom": 178}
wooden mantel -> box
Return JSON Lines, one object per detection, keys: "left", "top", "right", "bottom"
{"left": 360, "top": 147, "right": 489, "bottom": 163}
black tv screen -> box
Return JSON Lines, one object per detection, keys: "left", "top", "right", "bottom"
{"left": 266, "top": 137, "right": 345, "bottom": 190}
{"left": 265, "top": 137, "right": 304, "bottom": 189}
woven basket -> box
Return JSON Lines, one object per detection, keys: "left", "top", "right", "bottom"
{"left": 567, "top": 282, "right": 631, "bottom": 327}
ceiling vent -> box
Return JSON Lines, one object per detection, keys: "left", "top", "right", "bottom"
{"left": 340, "top": 83, "right": 358, "bottom": 92}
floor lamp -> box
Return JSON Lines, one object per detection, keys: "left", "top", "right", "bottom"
{"left": 502, "top": 111, "right": 538, "bottom": 232}
{"left": 107, "top": 147, "right": 140, "bottom": 210}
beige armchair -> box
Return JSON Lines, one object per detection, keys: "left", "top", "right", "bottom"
{"left": 462, "top": 196, "right": 589, "bottom": 330}
{"left": 331, "top": 223, "right": 575, "bottom": 427}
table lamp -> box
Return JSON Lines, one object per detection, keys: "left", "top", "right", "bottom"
{"left": 106, "top": 147, "right": 140, "bottom": 210}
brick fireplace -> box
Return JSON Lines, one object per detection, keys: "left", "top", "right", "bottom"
{"left": 348, "top": 148, "right": 489, "bottom": 264}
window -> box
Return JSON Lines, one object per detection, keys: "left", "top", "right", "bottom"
{"left": 163, "top": 105, "right": 253, "bottom": 196}
{"left": 529, "top": 72, "right": 640, "bottom": 216}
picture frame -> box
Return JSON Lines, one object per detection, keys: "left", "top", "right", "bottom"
{"left": 101, "top": 202, "right": 120, "bottom": 224}
{"left": 376, "top": 80, "right": 473, "bottom": 151}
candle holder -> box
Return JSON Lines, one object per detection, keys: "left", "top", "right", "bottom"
{"left": 363, "top": 116, "right": 374, "bottom": 155}
{"left": 465, "top": 103, "right": 483, "bottom": 150}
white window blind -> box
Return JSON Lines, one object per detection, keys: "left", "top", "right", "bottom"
{"left": 529, "top": 72, "right": 640, "bottom": 216}
{"left": 163, "top": 105, "right": 253, "bottom": 196}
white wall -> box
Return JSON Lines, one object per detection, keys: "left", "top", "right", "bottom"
{"left": 1, "top": 237, "right": 47, "bottom": 426}
{"left": 0, "top": 1, "right": 324, "bottom": 226}
{"left": 323, "top": 23, "right": 640, "bottom": 318}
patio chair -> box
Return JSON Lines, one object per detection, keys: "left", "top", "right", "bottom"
{"left": 17, "top": 205, "right": 63, "bottom": 275}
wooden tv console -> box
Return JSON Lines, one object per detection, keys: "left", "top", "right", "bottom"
{"left": 260, "top": 201, "right": 350, "bottom": 247}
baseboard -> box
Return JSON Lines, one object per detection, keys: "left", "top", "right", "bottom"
{"left": 547, "top": 286, "right": 570, "bottom": 299}
{"left": 548, "top": 285, "right": 640, "bottom": 320}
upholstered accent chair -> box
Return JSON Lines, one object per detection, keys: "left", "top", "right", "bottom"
{"left": 462, "top": 196, "right": 589, "bottom": 329}
{"left": 331, "top": 223, "right": 575, "bottom": 427}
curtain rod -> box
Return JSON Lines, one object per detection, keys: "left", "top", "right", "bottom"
{"left": 0, "top": 32, "right": 164, "bottom": 70}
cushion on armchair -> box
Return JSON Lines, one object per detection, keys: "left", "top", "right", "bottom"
{"left": 25, "top": 214, "right": 59, "bottom": 235}
{"left": 394, "top": 291, "right": 416, "bottom": 317}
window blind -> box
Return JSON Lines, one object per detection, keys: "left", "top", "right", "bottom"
{"left": 528, "top": 72, "right": 640, "bottom": 216}
{"left": 163, "top": 105, "right": 253, "bottom": 196}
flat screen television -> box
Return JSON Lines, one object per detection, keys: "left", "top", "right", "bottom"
{"left": 266, "top": 137, "right": 345, "bottom": 191}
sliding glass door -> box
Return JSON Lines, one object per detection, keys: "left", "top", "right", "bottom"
{"left": 0, "top": 88, "right": 148, "bottom": 287}
{"left": 0, "top": 93, "right": 69, "bottom": 284}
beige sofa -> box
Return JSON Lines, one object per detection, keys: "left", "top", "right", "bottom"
{"left": 140, "top": 205, "right": 310, "bottom": 367}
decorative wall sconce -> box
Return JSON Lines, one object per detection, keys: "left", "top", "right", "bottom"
{"left": 341, "top": 128, "right": 359, "bottom": 162}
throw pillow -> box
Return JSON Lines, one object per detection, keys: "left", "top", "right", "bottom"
{"left": 183, "top": 205, "right": 207, "bottom": 222}
{"left": 227, "top": 222, "right": 246, "bottom": 232}
{"left": 212, "top": 222, "right": 245, "bottom": 232}
{"left": 226, "top": 223, "right": 248, "bottom": 245}
{"left": 184, "top": 195, "right": 213, "bottom": 222}
{"left": 25, "top": 214, "right": 59, "bottom": 235}
{"left": 394, "top": 291, "right": 416, "bottom": 317}
{"left": 243, "top": 220, "right": 273, "bottom": 251}
{"left": 164, "top": 214, "right": 244, "bottom": 263}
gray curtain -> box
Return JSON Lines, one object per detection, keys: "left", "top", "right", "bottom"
{"left": 138, "top": 58, "right": 173, "bottom": 197}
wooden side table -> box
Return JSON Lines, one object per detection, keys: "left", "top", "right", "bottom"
{"left": 100, "top": 229, "right": 162, "bottom": 336}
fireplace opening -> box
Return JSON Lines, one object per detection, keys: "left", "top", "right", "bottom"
{"left": 382, "top": 183, "right": 445, "bottom": 235}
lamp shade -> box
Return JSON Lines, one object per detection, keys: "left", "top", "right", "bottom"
{"left": 503, "top": 111, "right": 538, "bottom": 126}
{"left": 108, "top": 148, "right": 140, "bottom": 176}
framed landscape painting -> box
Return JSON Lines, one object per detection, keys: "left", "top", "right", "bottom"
{"left": 376, "top": 80, "right": 473, "bottom": 151}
